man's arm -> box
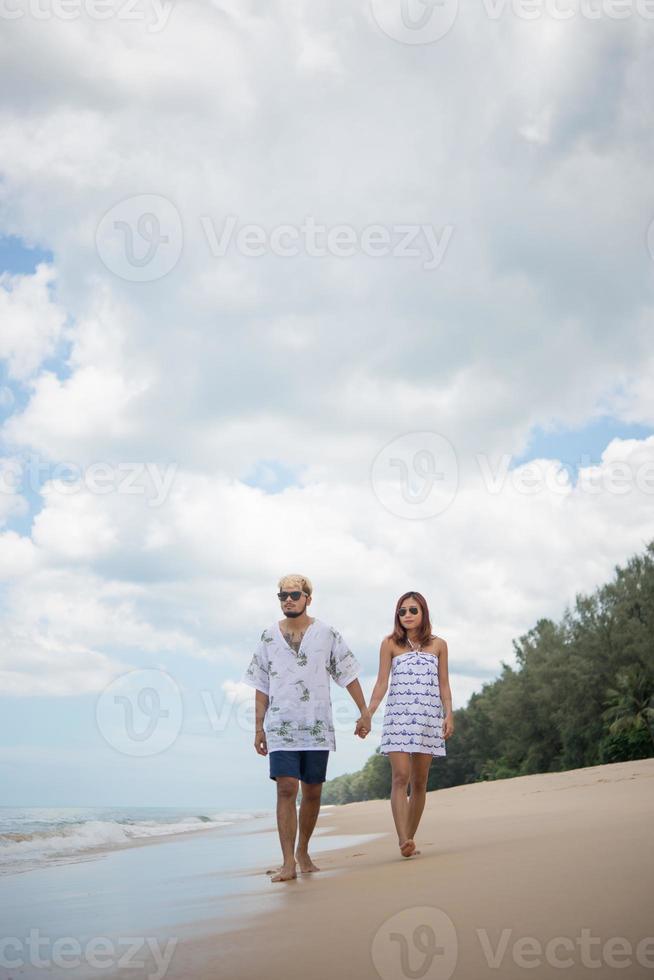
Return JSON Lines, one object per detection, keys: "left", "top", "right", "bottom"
{"left": 345, "top": 678, "right": 367, "bottom": 714}
{"left": 326, "top": 630, "right": 370, "bottom": 737}
{"left": 254, "top": 689, "right": 269, "bottom": 755}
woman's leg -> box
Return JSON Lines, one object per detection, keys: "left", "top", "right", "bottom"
{"left": 407, "top": 753, "right": 433, "bottom": 843}
{"left": 388, "top": 752, "right": 416, "bottom": 856}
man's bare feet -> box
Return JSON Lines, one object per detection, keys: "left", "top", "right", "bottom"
{"left": 270, "top": 863, "right": 297, "bottom": 882}
{"left": 296, "top": 849, "right": 320, "bottom": 873}
{"left": 400, "top": 839, "right": 417, "bottom": 857}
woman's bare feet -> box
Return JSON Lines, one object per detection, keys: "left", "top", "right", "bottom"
{"left": 270, "top": 862, "right": 297, "bottom": 882}
{"left": 400, "top": 839, "right": 419, "bottom": 857}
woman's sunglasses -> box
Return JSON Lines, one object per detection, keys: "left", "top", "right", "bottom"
{"left": 398, "top": 606, "right": 419, "bottom": 617}
{"left": 277, "top": 591, "right": 306, "bottom": 601}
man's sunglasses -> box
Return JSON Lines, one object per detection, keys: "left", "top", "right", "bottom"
{"left": 277, "top": 591, "right": 307, "bottom": 601}
{"left": 398, "top": 606, "right": 419, "bottom": 617}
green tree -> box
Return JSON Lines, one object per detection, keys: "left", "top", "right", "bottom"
{"left": 601, "top": 664, "right": 654, "bottom": 749}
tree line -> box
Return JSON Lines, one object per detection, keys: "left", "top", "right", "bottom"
{"left": 322, "top": 541, "right": 654, "bottom": 804}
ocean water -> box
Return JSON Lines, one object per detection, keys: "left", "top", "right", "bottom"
{"left": 0, "top": 806, "right": 385, "bottom": 979}
{"left": 0, "top": 806, "right": 270, "bottom": 876}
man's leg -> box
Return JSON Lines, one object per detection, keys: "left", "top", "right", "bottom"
{"left": 271, "top": 775, "right": 299, "bottom": 883}
{"left": 295, "top": 749, "right": 329, "bottom": 873}
{"left": 296, "top": 781, "right": 322, "bottom": 873}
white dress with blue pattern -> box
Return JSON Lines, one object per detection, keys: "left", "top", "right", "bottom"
{"left": 380, "top": 642, "right": 446, "bottom": 756}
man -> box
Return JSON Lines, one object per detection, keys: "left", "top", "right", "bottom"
{"left": 243, "top": 574, "right": 371, "bottom": 883}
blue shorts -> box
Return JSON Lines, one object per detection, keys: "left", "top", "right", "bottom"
{"left": 269, "top": 749, "right": 330, "bottom": 784}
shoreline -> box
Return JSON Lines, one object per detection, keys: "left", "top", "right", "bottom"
{"left": 0, "top": 809, "right": 278, "bottom": 879}
{"left": 0, "top": 803, "right": 348, "bottom": 879}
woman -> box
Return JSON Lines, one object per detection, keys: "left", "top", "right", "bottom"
{"left": 367, "top": 591, "right": 454, "bottom": 858}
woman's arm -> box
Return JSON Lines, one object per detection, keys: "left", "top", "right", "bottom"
{"left": 438, "top": 639, "right": 454, "bottom": 736}
{"left": 438, "top": 638, "right": 452, "bottom": 716}
{"left": 367, "top": 637, "right": 393, "bottom": 717}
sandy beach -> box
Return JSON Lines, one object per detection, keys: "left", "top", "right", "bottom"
{"left": 94, "top": 757, "right": 654, "bottom": 980}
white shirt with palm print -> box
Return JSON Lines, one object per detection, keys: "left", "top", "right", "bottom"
{"left": 243, "top": 618, "right": 361, "bottom": 751}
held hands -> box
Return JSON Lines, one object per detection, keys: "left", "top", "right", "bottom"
{"left": 355, "top": 711, "right": 372, "bottom": 739}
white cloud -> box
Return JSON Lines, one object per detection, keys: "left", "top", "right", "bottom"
{"left": 0, "top": 264, "right": 68, "bottom": 381}
{"left": 0, "top": 529, "right": 38, "bottom": 577}
{"left": 4, "top": 365, "right": 154, "bottom": 460}
{"left": 0, "top": 436, "right": 651, "bottom": 698}
{"left": 0, "top": 1, "right": 652, "bottom": 713}
{"left": 0, "top": 458, "right": 29, "bottom": 527}
{"left": 0, "top": 629, "right": 130, "bottom": 697}
{"left": 221, "top": 680, "right": 253, "bottom": 705}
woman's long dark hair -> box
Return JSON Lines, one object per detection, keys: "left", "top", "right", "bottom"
{"left": 390, "top": 591, "right": 432, "bottom": 648}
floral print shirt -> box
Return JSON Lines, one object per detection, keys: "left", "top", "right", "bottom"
{"left": 242, "top": 618, "right": 361, "bottom": 751}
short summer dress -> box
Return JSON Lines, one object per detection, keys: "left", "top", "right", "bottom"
{"left": 380, "top": 639, "right": 446, "bottom": 756}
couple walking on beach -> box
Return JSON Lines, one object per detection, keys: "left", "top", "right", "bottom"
{"left": 243, "top": 573, "right": 454, "bottom": 883}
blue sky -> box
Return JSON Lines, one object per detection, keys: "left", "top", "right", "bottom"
{"left": 1, "top": 6, "right": 654, "bottom": 810}
{"left": 513, "top": 418, "right": 654, "bottom": 475}
{"left": 0, "top": 235, "right": 52, "bottom": 276}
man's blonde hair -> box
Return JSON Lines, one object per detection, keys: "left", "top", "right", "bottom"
{"left": 278, "top": 573, "right": 313, "bottom": 596}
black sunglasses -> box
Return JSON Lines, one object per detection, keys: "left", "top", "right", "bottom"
{"left": 277, "top": 591, "right": 306, "bottom": 601}
{"left": 398, "top": 606, "right": 419, "bottom": 617}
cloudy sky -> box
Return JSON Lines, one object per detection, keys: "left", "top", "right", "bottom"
{"left": 1, "top": 0, "right": 653, "bottom": 811}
